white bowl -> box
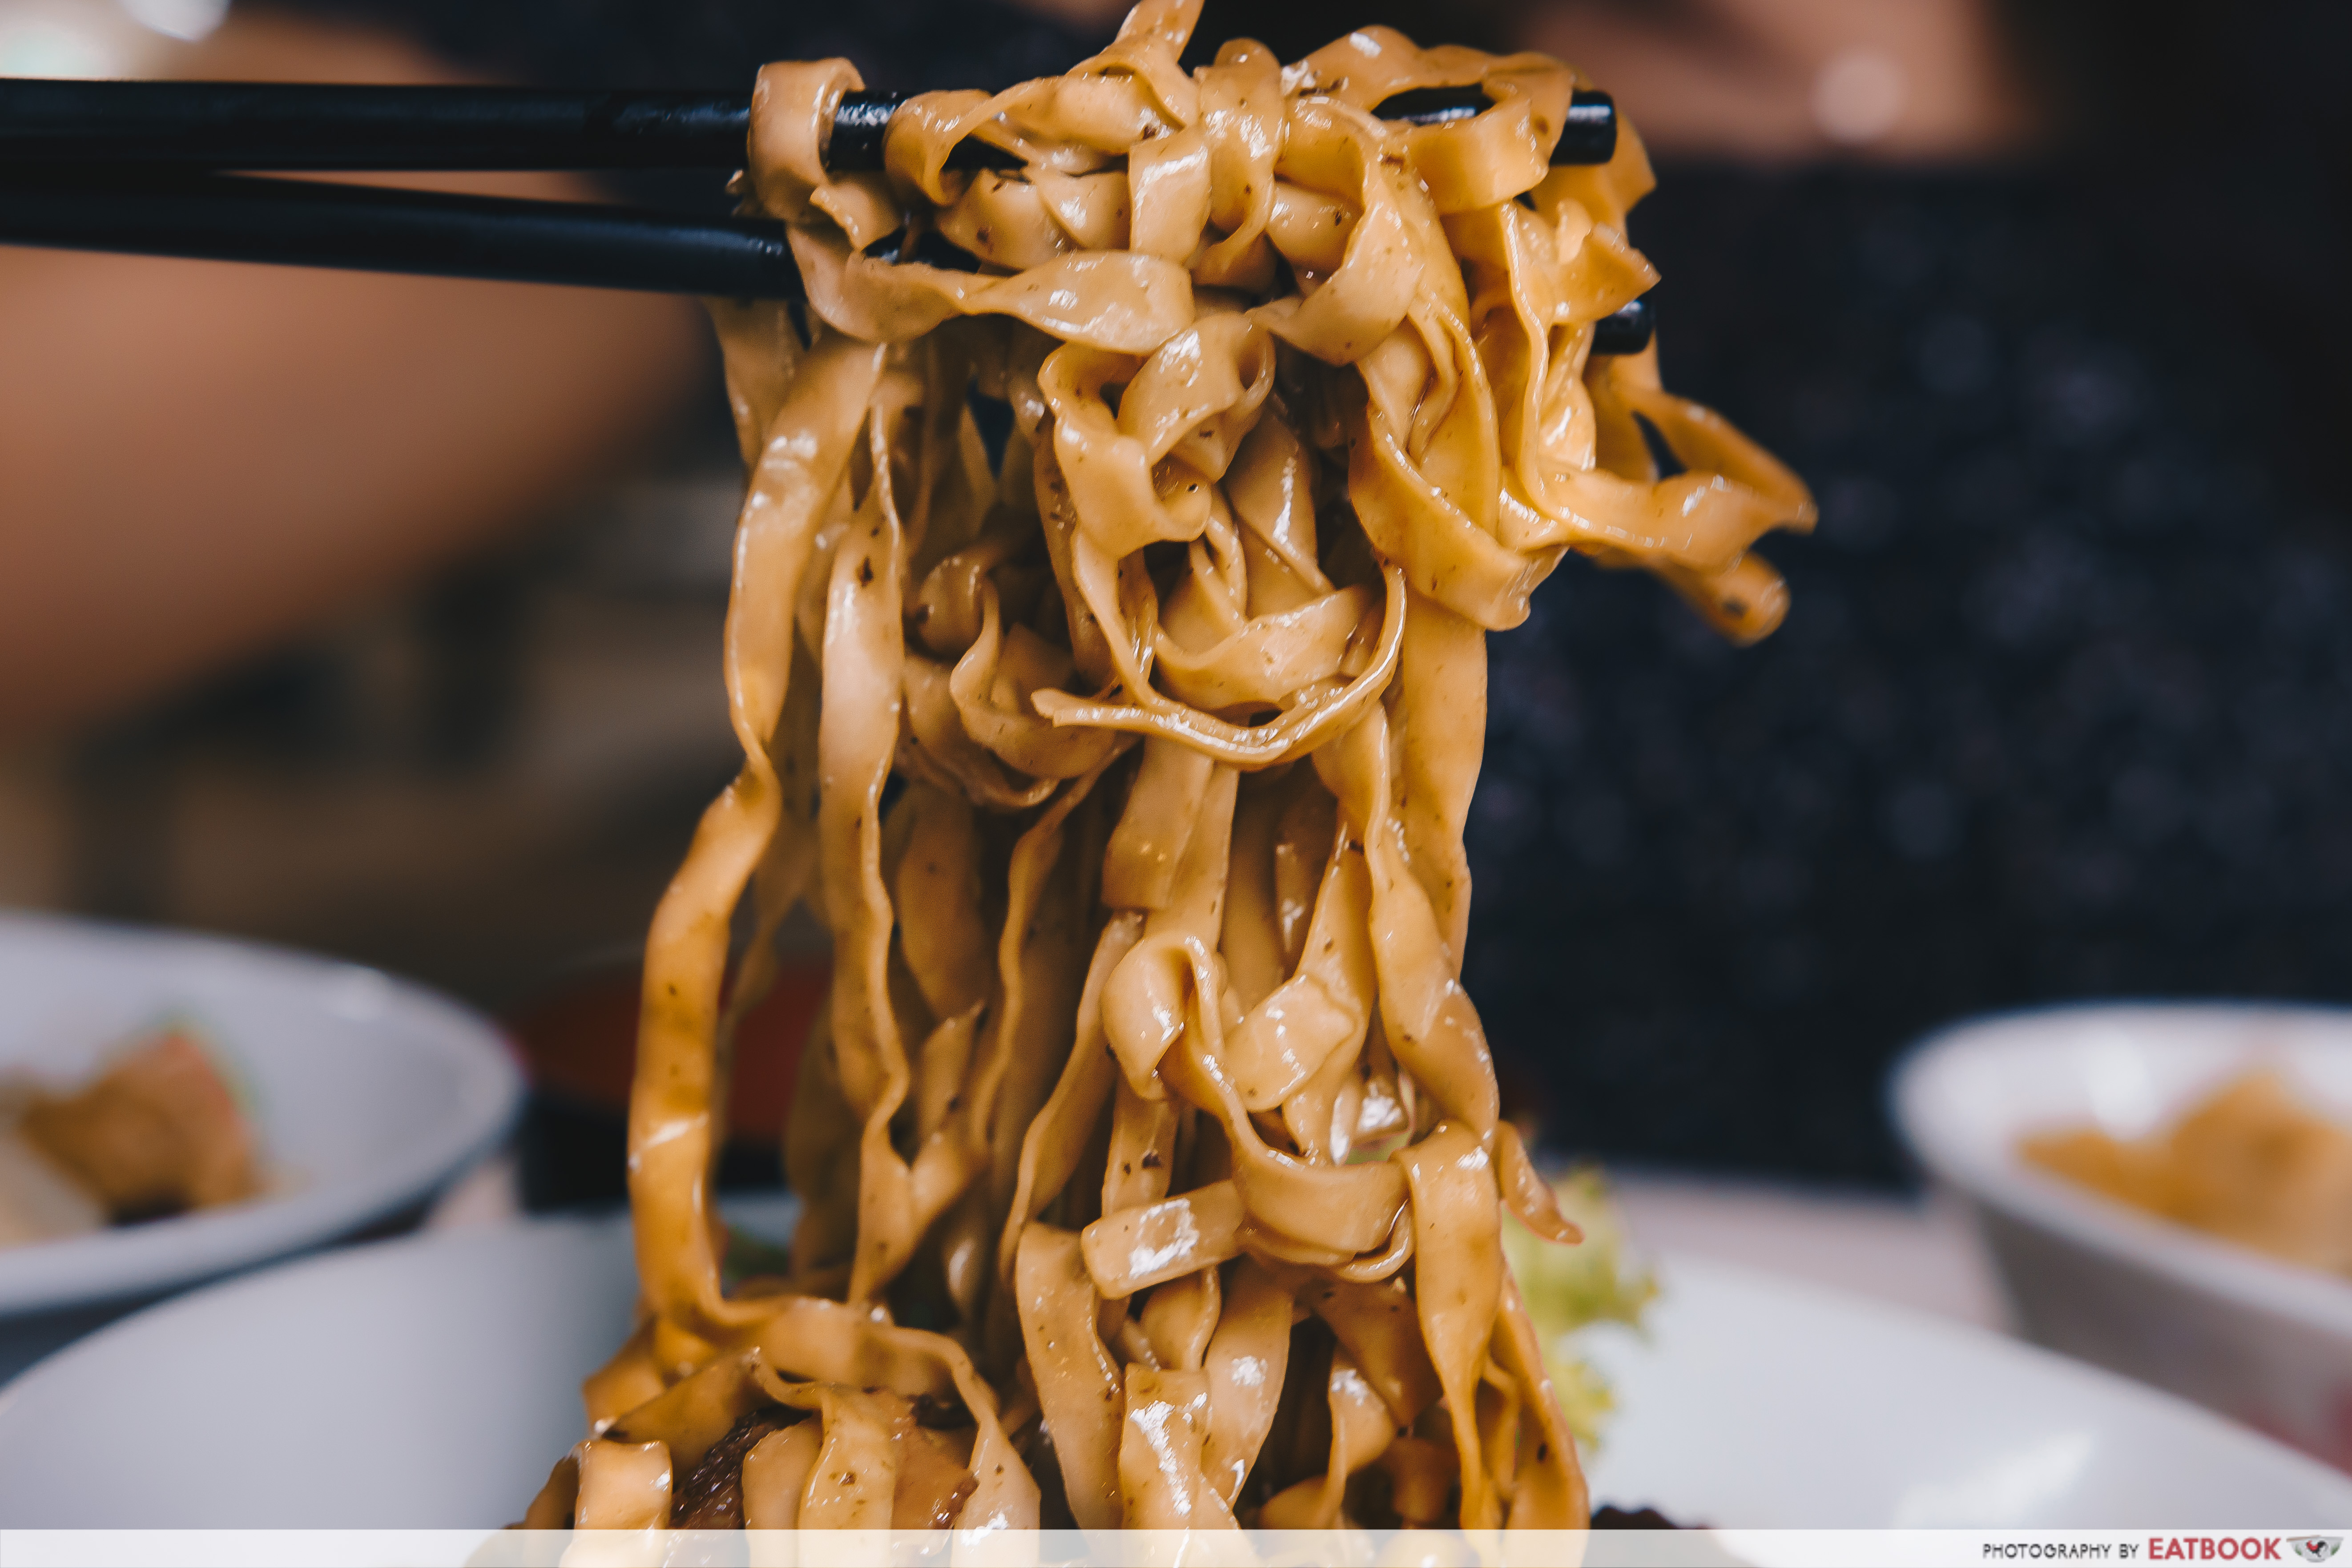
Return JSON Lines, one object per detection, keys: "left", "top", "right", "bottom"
{"left": 2, "top": 1197, "right": 2344, "bottom": 1527}
{"left": 0, "top": 911, "right": 524, "bottom": 1375}
{"left": 1893, "top": 1002, "right": 2352, "bottom": 1471}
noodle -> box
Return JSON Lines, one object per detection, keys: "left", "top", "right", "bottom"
{"left": 532, "top": 0, "right": 1812, "bottom": 1534}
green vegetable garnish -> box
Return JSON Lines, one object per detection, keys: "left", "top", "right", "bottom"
{"left": 1502, "top": 1166, "right": 1656, "bottom": 1447}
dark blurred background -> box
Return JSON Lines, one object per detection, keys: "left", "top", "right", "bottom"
{"left": 2, "top": 0, "right": 2346, "bottom": 1196}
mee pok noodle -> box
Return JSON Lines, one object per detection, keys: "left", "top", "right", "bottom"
{"left": 528, "top": 0, "right": 1813, "bottom": 1533}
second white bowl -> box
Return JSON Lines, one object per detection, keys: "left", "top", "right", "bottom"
{"left": 1893, "top": 1002, "right": 2352, "bottom": 1469}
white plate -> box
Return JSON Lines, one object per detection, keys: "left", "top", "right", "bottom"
{"left": 1, "top": 1199, "right": 2343, "bottom": 1527}
{"left": 0, "top": 912, "right": 524, "bottom": 1368}
{"left": 1892, "top": 1004, "right": 2352, "bottom": 1467}
{"left": 1580, "top": 1256, "right": 2352, "bottom": 1524}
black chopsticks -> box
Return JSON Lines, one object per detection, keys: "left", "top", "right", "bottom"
{"left": 0, "top": 167, "right": 802, "bottom": 298}
{"left": 0, "top": 82, "right": 758, "bottom": 171}
{"left": 0, "top": 81, "right": 1618, "bottom": 172}
{"left": 0, "top": 77, "right": 1653, "bottom": 353}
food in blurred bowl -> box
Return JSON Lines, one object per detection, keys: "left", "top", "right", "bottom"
{"left": 1894, "top": 1004, "right": 2352, "bottom": 1469}
{"left": 2022, "top": 1069, "right": 2352, "bottom": 1278}
{"left": 0, "top": 1026, "right": 260, "bottom": 1248}
{"left": 0, "top": 911, "right": 523, "bottom": 1381}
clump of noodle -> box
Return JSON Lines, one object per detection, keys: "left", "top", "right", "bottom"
{"left": 530, "top": 0, "right": 1811, "bottom": 1536}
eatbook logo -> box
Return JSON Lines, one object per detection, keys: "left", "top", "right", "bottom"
{"left": 2292, "top": 1540, "right": 2343, "bottom": 1564}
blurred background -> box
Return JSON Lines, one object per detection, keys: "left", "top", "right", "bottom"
{"left": 3, "top": 0, "right": 2348, "bottom": 1209}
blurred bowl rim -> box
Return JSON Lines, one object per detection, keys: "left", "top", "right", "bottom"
{"left": 1890, "top": 999, "right": 2352, "bottom": 1340}
{"left": 0, "top": 911, "right": 524, "bottom": 1318}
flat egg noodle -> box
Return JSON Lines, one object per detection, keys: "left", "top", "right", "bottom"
{"left": 558, "top": 0, "right": 1812, "bottom": 1534}
{"left": 628, "top": 325, "right": 885, "bottom": 1337}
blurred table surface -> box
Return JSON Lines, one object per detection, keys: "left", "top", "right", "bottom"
{"left": 1605, "top": 1169, "right": 2006, "bottom": 1330}
{"left": 424, "top": 1156, "right": 2010, "bottom": 1333}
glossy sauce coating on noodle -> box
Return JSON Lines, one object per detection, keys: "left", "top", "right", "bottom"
{"left": 534, "top": 0, "right": 1812, "bottom": 1533}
